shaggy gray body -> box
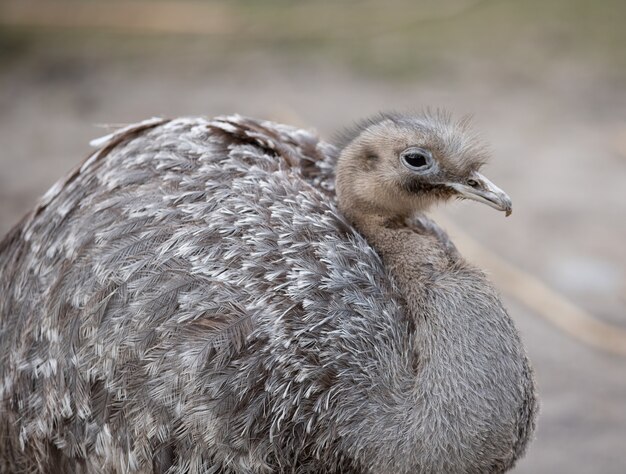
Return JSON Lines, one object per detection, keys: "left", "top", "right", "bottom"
{"left": 0, "top": 115, "right": 536, "bottom": 473}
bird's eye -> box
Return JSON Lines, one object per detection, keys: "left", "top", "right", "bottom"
{"left": 400, "top": 148, "right": 433, "bottom": 171}
{"left": 467, "top": 179, "right": 479, "bottom": 188}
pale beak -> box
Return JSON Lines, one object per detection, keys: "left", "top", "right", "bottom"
{"left": 448, "top": 172, "right": 513, "bottom": 216}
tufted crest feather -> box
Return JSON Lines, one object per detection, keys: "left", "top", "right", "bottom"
{"left": 335, "top": 109, "right": 488, "bottom": 176}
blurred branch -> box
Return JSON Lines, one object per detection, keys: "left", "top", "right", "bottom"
{"left": 613, "top": 124, "right": 626, "bottom": 159}
{"left": 437, "top": 214, "right": 626, "bottom": 357}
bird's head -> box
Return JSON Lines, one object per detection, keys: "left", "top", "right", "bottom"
{"left": 335, "top": 112, "right": 512, "bottom": 224}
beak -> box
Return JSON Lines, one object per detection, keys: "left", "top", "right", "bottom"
{"left": 448, "top": 172, "right": 513, "bottom": 216}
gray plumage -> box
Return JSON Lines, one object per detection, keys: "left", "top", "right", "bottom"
{"left": 0, "top": 114, "right": 537, "bottom": 473}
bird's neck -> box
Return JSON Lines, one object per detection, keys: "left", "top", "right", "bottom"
{"left": 348, "top": 211, "right": 455, "bottom": 290}
{"left": 339, "top": 210, "right": 535, "bottom": 472}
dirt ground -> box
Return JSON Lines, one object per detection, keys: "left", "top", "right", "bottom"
{"left": 1, "top": 1, "right": 625, "bottom": 472}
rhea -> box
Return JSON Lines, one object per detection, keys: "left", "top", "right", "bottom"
{"left": 0, "top": 113, "right": 536, "bottom": 473}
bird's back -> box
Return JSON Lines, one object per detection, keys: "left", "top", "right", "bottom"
{"left": 0, "top": 116, "right": 413, "bottom": 472}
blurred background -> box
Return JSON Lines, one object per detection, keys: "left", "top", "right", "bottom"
{"left": 1, "top": 0, "right": 625, "bottom": 471}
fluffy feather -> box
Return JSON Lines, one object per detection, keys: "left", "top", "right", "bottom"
{"left": 0, "top": 114, "right": 536, "bottom": 473}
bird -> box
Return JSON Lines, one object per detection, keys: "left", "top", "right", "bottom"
{"left": 0, "top": 112, "right": 537, "bottom": 473}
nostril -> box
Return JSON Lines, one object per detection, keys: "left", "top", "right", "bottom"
{"left": 466, "top": 179, "right": 479, "bottom": 188}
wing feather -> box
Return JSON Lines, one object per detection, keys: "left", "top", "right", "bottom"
{"left": 0, "top": 115, "right": 407, "bottom": 472}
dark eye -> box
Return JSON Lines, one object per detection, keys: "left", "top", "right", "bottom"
{"left": 400, "top": 147, "right": 432, "bottom": 171}
{"left": 467, "top": 179, "right": 479, "bottom": 188}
